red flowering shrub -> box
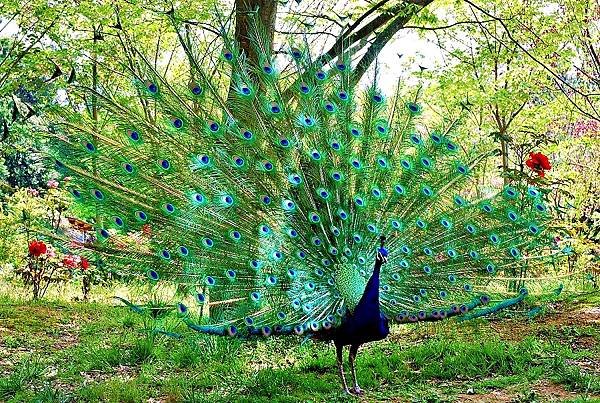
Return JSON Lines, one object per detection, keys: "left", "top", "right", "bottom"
{"left": 28, "top": 240, "right": 47, "bottom": 257}
{"left": 6, "top": 187, "right": 105, "bottom": 300}
{"left": 18, "top": 242, "right": 70, "bottom": 299}
{"left": 62, "top": 255, "right": 78, "bottom": 268}
{"left": 19, "top": 249, "right": 96, "bottom": 300}
{"left": 526, "top": 152, "right": 552, "bottom": 177}
{"left": 60, "top": 254, "right": 94, "bottom": 299}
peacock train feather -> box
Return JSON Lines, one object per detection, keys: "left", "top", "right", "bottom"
{"left": 45, "top": 13, "right": 565, "bottom": 394}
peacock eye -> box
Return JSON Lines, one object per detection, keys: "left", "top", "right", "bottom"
{"left": 146, "top": 81, "right": 158, "bottom": 93}
{"left": 291, "top": 48, "right": 302, "bottom": 59}
{"left": 171, "top": 117, "right": 183, "bottom": 128}
{"left": 189, "top": 82, "right": 203, "bottom": 95}
{"left": 128, "top": 130, "right": 140, "bottom": 141}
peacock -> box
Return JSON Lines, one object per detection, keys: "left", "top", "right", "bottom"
{"left": 45, "top": 14, "right": 564, "bottom": 395}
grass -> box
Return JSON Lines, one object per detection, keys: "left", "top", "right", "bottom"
{"left": 0, "top": 357, "right": 45, "bottom": 400}
{"left": 0, "top": 291, "right": 599, "bottom": 402}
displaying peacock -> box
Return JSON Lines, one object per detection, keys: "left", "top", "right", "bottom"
{"left": 46, "top": 15, "right": 563, "bottom": 394}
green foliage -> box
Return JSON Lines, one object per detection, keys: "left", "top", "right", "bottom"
{"left": 0, "top": 0, "right": 220, "bottom": 199}
{"left": 416, "top": 0, "right": 599, "bottom": 281}
{"left": 422, "top": 0, "right": 571, "bottom": 181}
{"left": 0, "top": 0, "right": 597, "bottom": 303}
{"left": 0, "top": 188, "right": 50, "bottom": 268}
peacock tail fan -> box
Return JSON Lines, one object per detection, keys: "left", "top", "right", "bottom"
{"left": 45, "top": 14, "right": 565, "bottom": 338}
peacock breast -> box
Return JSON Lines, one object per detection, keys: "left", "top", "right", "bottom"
{"left": 334, "top": 264, "right": 368, "bottom": 310}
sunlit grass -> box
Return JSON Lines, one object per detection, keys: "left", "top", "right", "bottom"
{"left": 0, "top": 290, "right": 598, "bottom": 402}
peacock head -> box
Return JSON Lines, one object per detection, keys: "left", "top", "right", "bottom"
{"left": 375, "top": 235, "right": 388, "bottom": 265}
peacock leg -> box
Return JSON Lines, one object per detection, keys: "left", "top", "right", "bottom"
{"left": 349, "top": 344, "right": 363, "bottom": 395}
{"left": 335, "top": 343, "right": 350, "bottom": 394}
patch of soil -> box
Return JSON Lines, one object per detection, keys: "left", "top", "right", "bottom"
{"left": 79, "top": 364, "right": 138, "bottom": 385}
{"left": 0, "top": 345, "right": 36, "bottom": 376}
{"left": 531, "top": 380, "right": 586, "bottom": 401}
{"left": 546, "top": 305, "right": 600, "bottom": 327}
{"left": 390, "top": 302, "right": 600, "bottom": 345}
{"left": 455, "top": 390, "right": 513, "bottom": 402}
{"left": 456, "top": 381, "right": 584, "bottom": 402}
{"left": 483, "top": 304, "right": 600, "bottom": 344}
{"left": 570, "top": 335, "right": 597, "bottom": 351}
{"left": 0, "top": 358, "right": 16, "bottom": 376}
{"left": 488, "top": 320, "right": 532, "bottom": 342}
{"left": 566, "top": 357, "right": 600, "bottom": 374}
{"left": 44, "top": 365, "right": 139, "bottom": 396}
{"left": 52, "top": 323, "right": 80, "bottom": 350}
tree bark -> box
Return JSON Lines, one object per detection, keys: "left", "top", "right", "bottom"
{"left": 501, "top": 137, "right": 509, "bottom": 186}
{"left": 234, "top": 0, "right": 278, "bottom": 66}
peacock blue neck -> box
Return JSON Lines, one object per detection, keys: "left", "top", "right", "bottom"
{"left": 358, "top": 259, "right": 382, "bottom": 309}
{"left": 334, "top": 256, "right": 389, "bottom": 346}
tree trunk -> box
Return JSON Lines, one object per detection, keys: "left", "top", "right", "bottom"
{"left": 82, "top": 275, "right": 91, "bottom": 301}
{"left": 501, "top": 138, "right": 509, "bottom": 186}
{"left": 32, "top": 280, "right": 40, "bottom": 300}
{"left": 234, "top": 0, "right": 278, "bottom": 66}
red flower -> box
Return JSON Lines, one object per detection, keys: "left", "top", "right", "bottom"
{"left": 526, "top": 152, "right": 551, "bottom": 177}
{"left": 28, "top": 240, "right": 47, "bottom": 257}
{"left": 62, "top": 255, "right": 77, "bottom": 268}
{"left": 80, "top": 257, "right": 89, "bottom": 270}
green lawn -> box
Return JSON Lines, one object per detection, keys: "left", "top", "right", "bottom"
{"left": 0, "top": 292, "right": 599, "bottom": 402}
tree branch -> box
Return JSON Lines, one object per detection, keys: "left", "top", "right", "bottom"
{"left": 463, "top": 0, "right": 600, "bottom": 121}
{"left": 352, "top": 0, "right": 434, "bottom": 85}
{"left": 403, "top": 18, "right": 498, "bottom": 31}
{"left": 315, "top": 0, "right": 407, "bottom": 65}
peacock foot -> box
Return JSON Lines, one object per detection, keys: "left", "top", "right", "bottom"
{"left": 351, "top": 386, "right": 364, "bottom": 395}
{"left": 343, "top": 387, "right": 352, "bottom": 395}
